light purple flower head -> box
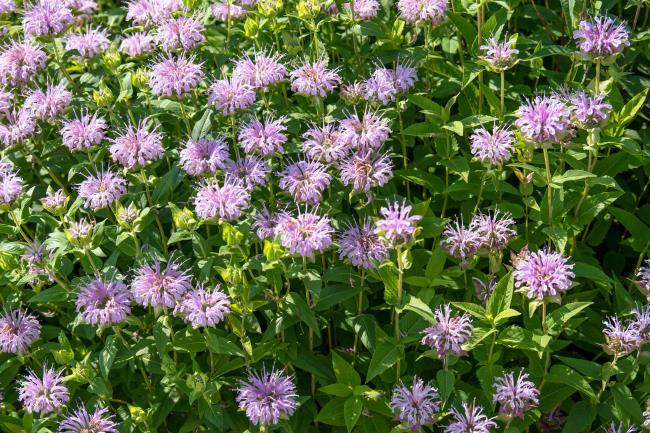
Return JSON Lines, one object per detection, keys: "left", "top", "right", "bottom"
{"left": 375, "top": 200, "right": 421, "bottom": 246}
{"left": 397, "top": 0, "right": 448, "bottom": 24}
{"left": 302, "top": 123, "right": 348, "bottom": 163}
{"left": 65, "top": 0, "right": 97, "bottom": 15}
{"left": 41, "top": 188, "right": 67, "bottom": 212}
{"left": 637, "top": 259, "right": 650, "bottom": 301}
{"left": 421, "top": 304, "right": 473, "bottom": 358}
{"left": 0, "top": 309, "right": 40, "bottom": 353}
{"left": 174, "top": 284, "right": 231, "bottom": 328}
{"left": 76, "top": 277, "right": 132, "bottom": 326}
{"left": 470, "top": 209, "right": 517, "bottom": 251}
{"left": 25, "top": 83, "right": 72, "bottom": 120}
{"left": 340, "top": 81, "right": 366, "bottom": 104}
{"left": 120, "top": 32, "right": 155, "bottom": 57}
{"left": 339, "top": 220, "right": 388, "bottom": 269}
{"left": 239, "top": 115, "right": 287, "bottom": 156}
{"left": 290, "top": 58, "right": 341, "bottom": 97}
{"left": 110, "top": 121, "right": 164, "bottom": 169}
{"left": 18, "top": 366, "right": 69, "bottom": 414}
{"left": 515, "top": 96, "right": 573, "bottom": 146}
{"left": 479, "top": 37, "right": 519, "bottom": 72}
{"left": 225, "top": 156, "right": 270, "bottom": 189}
{"left": 252, "top": 206, "right": 278, "bottom": 240}
{"left": 513, "top": 247, "right": 575, "bottom": 300}
{"left": 233, "top": 51, "right": 287, "bottom": 89}
{"left": 441, "top": 219, "right": 482, "bottom": 265}
{"left": 157, "top": 15, "right": 205, "bottom": 51}
{"left": 65, "top": 27, "right": 110, "bottom": 58}
{"left": 338, "top": 109, "right": 391, "bottom": 152}
{"left": 59, "top": 405, "right": 119, "bottom": 433}
{"left": 390, "top": 377, "right": 440, "bottom": 431}
{"left": 0, "top": 0, "right": 15, "bottom": 14}
{"left": 470, "top": 124, "right": 515, "bottom": 166}
{"left": 207, "top": 76, "right": 256, "bottom": 116}
{"left": 179, "top": 136, "right": 230, "bottom": 176}
{"left": 194, "top": 177, "right": 251, "bottom": 221}
{"left": 211, "top": 1, "right": 247, "bottom": 21}
{"left": 0, "top": 108, "right": 36, "bottom": 147}
{"left": 343, "top": 0, "right": 379, "bottom": 20}
{"left": 275, "top": 210, "right": 333, "bottom": 258}
{"left": 278, "top": 160, "right": 331, "bottom": 204}
{"left": 445, "top": 401, "right": 497, "bottom": 433}
{"left": 363, "top": 63, "right": 418, "bottom": 105}
{"left": 603, "top": 422, "right": 639, "bottom": 433}
{"left": 65, "top": 218, "right": 94, "bottom": 242}
{"left": 149, "top": 54, "right": 203, "bottom": 97}
{"left": 644, "top": 401, "right": 650, "bottom": 429}
{"left": 22, "top": 240, "right": 53, "bottom": 278}
{"left": 0, "top": 39, "right": 47, "bottom": 86}
{"left": 23, "top": 0, "right": 73, "bottom": 37}
{"left": 0, "top": 162, "right": 23, "bottom": 206}
{"left": 492, "top": 370, "right": 539, "bottom": 419}
{"left": 126, "top": 0, "right": 184, "bottom": 25}
{"left": 132, "top": 258, "right": 192, "bottom": 309}
{"left": 77, "top": 167, "right": 127, "bottom": 210}
{"left": 61, "top": 112, "right": 106, "bottom": 151}
{"left": 566, "top": 91, "right": 612, "bottom": 128}
{"left": 631, "top": 306, "right": 650, "bottom": 342}
{"left": 339, "top": 150, "right": 393, "bottom": 193}
{"left": 603, "top": 315, "right": 641, "bottom": 357}
{"left": 236, "top": 367, "right": 298, "bottom": 426}
{"left": 474, "top": 277, "right": 495, "bottom": 305}
{"left": 573, "top": 16, "right": 629, "bottom": 57}
{"left": 0, "top": 89, "right": 11, "bottom": 113}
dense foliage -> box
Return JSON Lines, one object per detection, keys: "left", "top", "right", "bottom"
{"left": 0, "top": 0, "right": 649, "bottom": 432}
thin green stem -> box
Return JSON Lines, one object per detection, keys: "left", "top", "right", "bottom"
{"left": 543, "top": 147, "right": 553, "bottom": 225}
{"left": 352, "top": 270, "right": 365, "bottom": 366}
{"left": 396, "top": 96, "right": 410, "bottom": 200}
{"left": 395, "top": 246, "right": 404, "bottom": 376}
{"left": 500, "top": 70, "right": 505, "bottom": 119}
{"left": 141, "top": 169, "right": 169, "bottom": 254}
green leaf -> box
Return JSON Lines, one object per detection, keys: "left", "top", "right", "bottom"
{"left": 551, "top": 170, "right": 595, "bottom": 186}
{"left": 452, "top": 302, "right": 488, "bottom": 321}
{"left": 611, "top": 90, "right": 648, "bottom": 135}
{"left": 191, "top": 110, "right": 212, "bottom": 139}
{"left": 29, "top": 286, "right": 68, "bottom": 303}
{"left": 320, "top": 383, "right": 352, "bottom": 397}
{"left": 556, "top": 356, "right": 602, "bottom": 379}
{"left": 402, "top": 122, "right": 438, "bottom": 136}
{"left": 609, "top": 208, "right": 650, "bottom": 251}
{"left": 115, "top": 231, "right": 137, "bottom": 257}
{"left": 204, "top": 330, "right": 245, "bottom": 357}
{"left": 316, "top": 398, "right": 347, "bottom": 426}
{"left": 402, "top": 294, "right": 435, "bottom": 323}
{"left": 612, "top": 383, "right": 644, "bottom": 423}
{"left": 561, "top": 401, "right": 596, "bottom": 433}
{"left": 497, "top": 326, "right": 543, "bottom": 355}
{"left": 436, "top": 370, "right": 454, "bottom": 402}
{"left": 332, "top": 351, "right": 361, "bottom": 386}
{"left": 545, "top": 365, "right": 596, "bottom": 400}
{"left": 377, "top": 264, "right": 398, "bottom": 306}
{"left": 545, "top": 302, "right": 592, "bottom": 335}
{"left": 366, "top": 338, "right": 402, "bottom": 382}
{"left": 487, "top": 271, "right": 514, "bottom": 319}
{"left": 99, "top": 335, "right": 117, "bottom": 380}
{"left": 285, "top": 292, "right": 319, "bottom": 332}
{"left": 344, "top": 396, "right": 363, "bottom": 433}
{"left": 315, "top": 285, "right": 364, "bottom": 311}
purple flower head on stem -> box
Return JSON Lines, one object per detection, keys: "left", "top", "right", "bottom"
{"left": 492, "top": 370, "right": 539, "bottom": 418}
{"left": 363, "top": 63, "right": 418, "bottom": 105}
{"left": 566, "top": 91, "right": 612, "bottom": 128}
{"left": 233, "top": 51, "right": 287, "bottom": 89}
{"left": 275, "top": 210, "right": 333, "bottom": 258}
{"left": 65, "top": 27, "right": 110, "bottom": 58}
{"left": 120, "top": 32, "right": 155, "bottom": 57}
{"left": 0, "top": 0, "right": 15, "bottom": 14}
{"left": 470, "top": 124, "right": 515, "bottom": 166}
{"left": 375, "top": 200, "right": 421, "bottom": 246}
{"left": 236, "top": 367, "right": 298, "bottom": 426}
{"left": 573, "top": 16, "right": 629, "bottom": 57}
{"left": 207, "top": 76, "right": 256, "bottom": 115}
{"left": 23, "top": 0, "right": 73, "bottom": 37}
{"left": 174, "top": 284, "right": 231, "bottom": 328}
{"left": 343, "top": 0, "right": 379, "bottom": 20}
{"left": 157, "top": 15, "right": 205, "bottom": 51}
{"left": 41, "top": 188, "right": 67, "bottom": 212}
{"left": 338, "top": 220, "right": 388, "bottom": 269}
{"left": 479, "top": 36, "right": 519, "bottom": 71}
{"left": 179, "top": 136, "right": 230, "bottom": 176}
{"left": 290, "top": 58, "right": 341, "bottom": 97}
{"left": 149, "top": 54, "right": 203, "bottom": 98}
{"left": 59, "top": 405, "right": 119, "bottom": 433}
{"left": 0, "top": 39, "right": 46, "bottom": 86}
{"left": 339, "top": 150, "right": 393, "bottom": 193}
{"left": 211, "top": 1, "right": 247, "bottom": 21}
{"left": 77, "top": 167, "right": 127, "bottom": 210}
{"left": 441, "top": 219, "right": 482, "bottom": 265}
{"left": 76, "top": 277, "right": 132, "bottom": 326}
{"left": 132, "top": 258, "right": 192, "bottom": 309}
{"left": 390, "top": 376, "right": 440, "bottom": 431}
{"left": 18, "top": 365, "right": 69, "bottom": 414}
{"left": 194, "top": 176, "right": 251, "bottom": 221}
{"left": 110, "top": 121, "right": 164, "bottom": 169}
{"left": 421, "top": 304, "right": 473, "bottom": 358}
{"left": 239, "top": 115, "right": 287, "bottom": 156}
{"left": 602, "top": 315, "right": 641, "bottom": 357}
{"left": 126, "top": 0, "right": 184, "bottom": 25}
{"left": 0, "top": 309, "right": 40, "bottom": 353}
{"left": 445, "top": 401, "right": 497, "bottom": 433}
{"left": 25, "top": 83, "right": 72, "bottom": 120}
{"left": 470, "top": 209, "right": 517, "bottom": 251}
{"left": 513, "top": 247, "right": 575, "bottom": 300}
{"left": 278, "top": 160, "right": 331, "bottom": 204}
{"left": 602, "top": 422, "right": 638, "bottom": 433}
{"left": 515, "top": 96, "right": 573, "bottom": 146}
{"left": 643, "top": 401, "right": 650, "bottom": 429}
{"left": 0, "top": 108, "right": 36, "bottom": 148}
{"left": 631, "top": 305, "right": 650, "bottom": 342}
{"left": 338, "top": 109, "right": 391, "bottom": 152}
{"left": 397, "top": 0, "right": 448, "bottom": 25}
{"left": 61, "top": 112, "right": 107, "bottom": 151}
{"left": 0, "top": 162, "right": 23, "bottom": 206}
{"left": 302, "top": 123, "right": 348, "bottom": 163}
{"left": 637, "top": 259, "right": 650, "bottom": 301}
{"left": 225, "top": 156, "right": 270, "bottom": 190}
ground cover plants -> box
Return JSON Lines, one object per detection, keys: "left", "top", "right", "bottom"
{"left": 0, "top": 0, "right": 649, "bottom": 431}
